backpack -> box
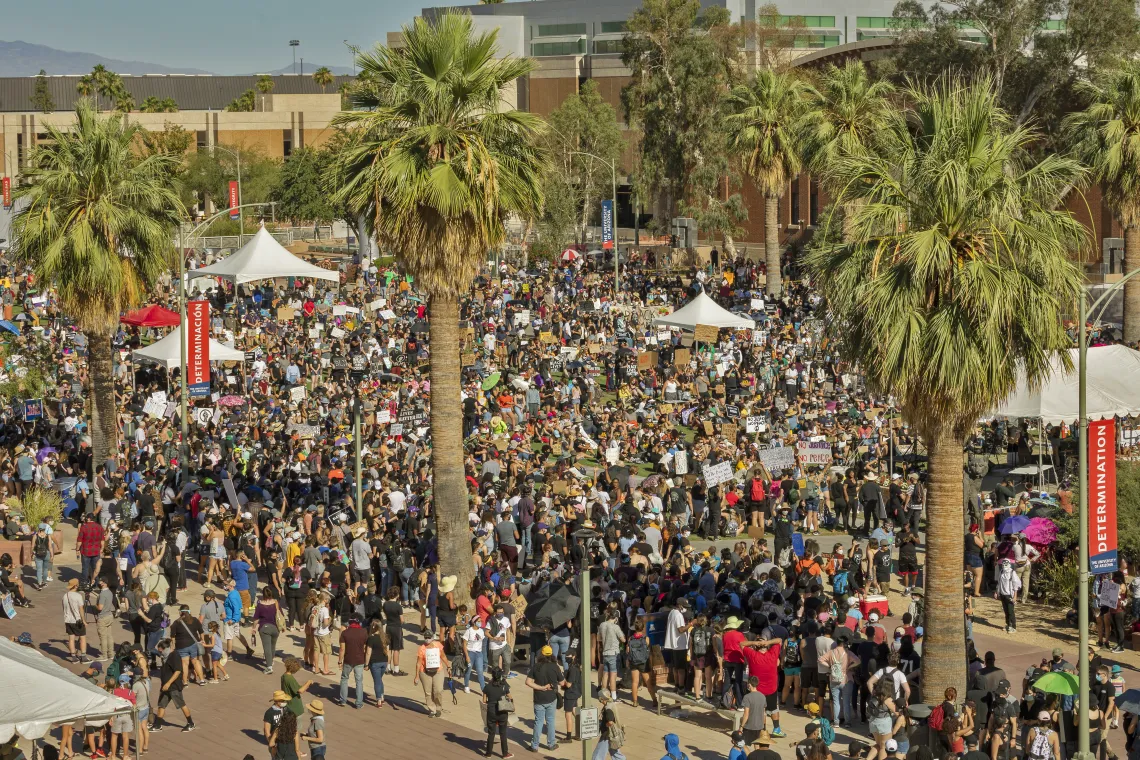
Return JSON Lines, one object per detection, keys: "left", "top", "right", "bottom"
{"left": 668, "top": 488, "right": 686, "bottom": 512}
{"left": 629, "top": 635, "right": 650, "bottom": 667}
{"left": 829, "top": 653, "right": 845, "bottom": 685}
{"left": 928, "top": 703, "right": 945, "bottom": 731}
{"left": 1029, "top": 727, "right": 1053, "bottom": 759}
{"left": 832, "top": 571, "right": 849, "bottom": 596}
{"left": 817, "top": 717, "right": 835, "bottom": 747}
{"left": 489, "top": 615, "right": 505, "bottom": 640}
{"left": 390, "top": 548, "right": 407, "bottom": 573}
{"left": 795, "top": 568, "right": 814, "bottom": 591}
{"left": 608, "top": 704, "right": 627, "bottom": 749}
{"left": 33, "top": 533, "right": 51, "bottom": 559}
{"left": 691, "top": 626, "right": 711, "bottom": 656}
{"left": 160, "top": 541, "right": 179, "bottom": 571}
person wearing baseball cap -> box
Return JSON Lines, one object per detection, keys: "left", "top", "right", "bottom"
{"left": 884, "top": 739, "right": 899, "bottom": 758}
{"left": 729, "top": 731, "right": 748, "bottom": 760}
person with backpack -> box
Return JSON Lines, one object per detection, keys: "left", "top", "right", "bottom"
{"left": 593, "top": 689, "right": 626, "bottom": 760}
{"left": 688, "top": 614, "right": 715, "bottom": 706}
{"left": 32, "top": 522, "right": 53, "bottom": 590}
{"left": 820, "top": 636, "right": 860, "bottom": 726}
{"left": 660, "top": 732, "right": 689, "bottom": 760}
{"left": 627, "top": 617, "right": 657, "bottom": 708}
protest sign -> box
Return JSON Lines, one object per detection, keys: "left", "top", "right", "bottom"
{"left": 703, "top": 461, "right": 736, "bottom": 487}
{"left": 796, "top": 441, "right": 833, "bottom": 466}
{"left": 694, "top": 324, "right": 719, "bottom": 343}
{"left": 758, "top": 446, "right": 796, "bottom": 472}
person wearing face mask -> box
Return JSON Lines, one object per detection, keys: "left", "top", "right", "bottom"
{"left": 994, "top": 559, "right": 1021, "bottom": 634}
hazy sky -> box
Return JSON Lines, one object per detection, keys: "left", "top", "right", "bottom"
{"left": 4, "top": 0, "right": 447, "bottom": 74}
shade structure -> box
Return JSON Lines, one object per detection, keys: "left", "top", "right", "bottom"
{"left": 653, "top": 290, "right": 756, "bottom": 331}
{"left": 133, "top": 326, "right": 245, "bottom": 369}
{"left": 993, "top": 344, "right": 1140, "bottom": 424}
{"left": 187, "top": 226, "right": 341, "bottom": 286}
{"left": 120, "top": 304, "right": 180, "bottom": 327}
{"left": 0, "top": 637, "right": 133, "bottom": 742}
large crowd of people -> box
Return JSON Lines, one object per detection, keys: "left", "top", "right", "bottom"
{"left": 0, "top": 240, "right": 1129, "bottom": 760}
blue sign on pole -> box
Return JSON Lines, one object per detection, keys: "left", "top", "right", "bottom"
{"left": 601, "top": 199, "right": 614, "bottom": 250}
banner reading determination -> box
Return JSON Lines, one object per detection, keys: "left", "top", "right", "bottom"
{"left": 187, "top": 301, "right": 211, "bottom": 398}
{"left": 1089, "top": 418, "right": 1118, "bottom": 574}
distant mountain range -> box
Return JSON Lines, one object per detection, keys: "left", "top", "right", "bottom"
{"left": 0, "top": 40, "right": 356, "bottom": 78}
{"left": 0, "top": 40, "right": 212, "bottom": 76}
{"left": 258, "top": 64, "right": 355, "bottom": 76}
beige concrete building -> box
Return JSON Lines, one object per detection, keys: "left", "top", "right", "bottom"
{"left": 0, "top": 74, "right": 351, "bottom": 180}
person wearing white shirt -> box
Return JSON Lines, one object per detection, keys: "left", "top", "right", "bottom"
{"left": 664, "top": 598, "right": 692, "bottom": 692}
{"left": 462, "top": 619, "right": 487, "bottom": 693}
{"left": 487, "top": 606, "right": 512, "bottom": 673}
{"left": 387, "top": 490, "right": 406, "bottom": 514}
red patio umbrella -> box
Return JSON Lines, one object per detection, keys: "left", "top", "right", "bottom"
{"left": 120, "top": 305, "right": 181, "bottom": 328}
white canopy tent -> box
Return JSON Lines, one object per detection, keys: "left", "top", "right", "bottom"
{"left": 187, "top": 226, "right": 341, "bottom": 286}
{"left": 0, "top": 637, "right": 132, "bottom": 742}
{"left": 652, "top": 291, "right": 756, "bottom": 331}
{"left": 993, "top": 344, "right": 1140, "bottom": 424}
{"left": 133, "top": 326, "right": 246, "bottom": 369}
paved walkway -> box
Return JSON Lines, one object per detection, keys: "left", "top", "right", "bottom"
{"left": 4, "top": 524, "right": 1135, "bottom": 760}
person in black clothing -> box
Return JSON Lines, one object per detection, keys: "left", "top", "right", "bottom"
{"left": 830, "top": 474, "right": 850, "bottom": 532}
{"left": 859, "top": 476, "right": 882, "bottom": 533}
{"left": 151, "top": 640, "right": 195, "bottom": 733}
{"left": 382, "top": 587, "right": 406, "bottom": 675}
{"left": 482, "top": 666, "right": 513, "bottom": 758}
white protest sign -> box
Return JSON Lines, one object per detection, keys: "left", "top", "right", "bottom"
{"left": 702, "top": 461, "right": 736, "bottom": 488}
{"left": 332, "top": 305, "right": 348, "bottom": 316}
{"left": 376, "top": 409, "right": 391, "bottom": 425}
{"left": 330, "top": 327, "right": 345, "bottom": 338}
{"left": 290, "top": 386, "right": 306, "bottom": 401}
{"left": 142, "top": 397, "right": 165, "bottom": 418}
{"left": 605, "top": 445, "right": 620, "bottom": 464}
{"left": 674, "top": 450, "right": 689, "bottom": 475}
{"left": 193, "top": 407, "right": 214, "bottom": 427}
{"left": 758, "top": 447, "right": 796, "bottom": 472}
{"left": 750, "top": 298, "right": 765, "bottom": 311}
{"left": 379, "top": 310, "right": 398, "bottom": 320}
{"left": 796, "top": 441, "right": 833, "bottom": 465}
{"left": 390, "top": 423, "right": 404, "bottom": 437}
{"left": 369, "top": 299, "right": 385, "bottom": 311}
{"left": 746, "top": 416, "right": 767, "bottom": 434}
{"left": 345, "top": 306, "right": 360, "bottom": 315}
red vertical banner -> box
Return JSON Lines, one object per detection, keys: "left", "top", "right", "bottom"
{"left": 186, "top": 300, "right": 211, "bottom": 397}
{"left": 1, "top": 177, "right": 10, "bottom": 208}
{"left": 228, "top": 180, "right": 239, "bottom": 219}
{"left": 1089, "top": 418, "right": 1118, "bottom": 574}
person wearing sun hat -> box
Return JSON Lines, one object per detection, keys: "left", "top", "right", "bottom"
{"left": 302, "top": 700, "right": 327, "bottom": 759}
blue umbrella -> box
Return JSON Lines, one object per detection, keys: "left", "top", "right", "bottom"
{"left": 999, "top": 515, "right": 1032, "bottom": 534}
{"left": 0, "top": 320, "right": 18, "bottom": 335}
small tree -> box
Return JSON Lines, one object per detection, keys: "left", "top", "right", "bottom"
{"left": 140, "top": 96, "right": 178, "bottom": 113}
{"left": 257, "top": 75, "right": 275, "bottom": 111}
{"left": 313, "top": 66, "right": 334, "bottom": 92}
{"left": 226, "top": 89, "right": 257, "bottom": 112}
{"left": 30, "top": 70, "right": 54, "bottom": 113}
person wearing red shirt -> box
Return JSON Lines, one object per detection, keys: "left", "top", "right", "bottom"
{"left": 475, "top": 585, "right": 495, "bottom": 626}
{"left": 741, "top": 638, "right": 786, "bottom": 737}
{"left": 721, "top": 617, "right": 748, "bottom": 708}
{"left": 74, "top": 513, "right": 105, "bottom": 588}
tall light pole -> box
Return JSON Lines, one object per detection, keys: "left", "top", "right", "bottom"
{"left": 210, "top": 145, "right": 244, "bottom": 246}
{"left": 344, "top": 40, "right": 356, "bottom": 76}
{"left": 570, "top": 151, "right": 619, "bottom": 293}
{"left": 1075, "top": 269, "right": 1140, "bottom": 758}
{"left": 290, "top": 40, "right": 300, "bottom": 75}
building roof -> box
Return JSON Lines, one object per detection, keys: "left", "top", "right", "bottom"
{"left": 0, "top": 74, "right": 352, "bottom": 113}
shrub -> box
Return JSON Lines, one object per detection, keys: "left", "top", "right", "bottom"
{"left": 8, "top": 488, "right": 64, "bottom": 529}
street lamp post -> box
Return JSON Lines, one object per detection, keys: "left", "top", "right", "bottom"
{"left": 210, "top": 145, "right": 244, "bottom": 247}
{"left": 290, "top": 40, "right": 300, "bottom": 75}
{"left": 571, "top": 151, "right": 619, "bottom": 294}
{"left": 1076, "top": 268, "right": 1140, "bottom": 757}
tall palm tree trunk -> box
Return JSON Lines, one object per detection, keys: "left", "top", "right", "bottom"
{"left": 88, "top": 332, "right": 118, "bottom": 476}
{"left": 1124, "top": 225, "right": 1140, "bottom": 343}
{"left": 765, "top": 193, "right": 782, "bottom": 297}
{"left": 429, "top": 292, "right": 475, "bottom": 603}
{"left": 922, "top": 425, "right": 968, "bottom": 702}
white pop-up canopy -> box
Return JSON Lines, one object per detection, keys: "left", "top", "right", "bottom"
{"left": 653, "top": 291, "right": 756, "bottom": 331}
{"left": 0, "top": 637, "right": 133, "bottom": 742}
{"left": 133, "top": 326, "right": 246, "bottom": 369}
{"left": 993, "top": 344, "right": 1140, "bottom": 424}
{"left": 187, "top": 226, "right": 341, "bottom": 286}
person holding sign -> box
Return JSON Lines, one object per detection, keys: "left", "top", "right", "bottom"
{"left": 414, "top": 630, "right": 449, "bottom": 717}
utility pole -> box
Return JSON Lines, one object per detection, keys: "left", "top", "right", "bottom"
{"left": 290, "top": 40, "right": 300, "bottom": 75}
{"left": 354, "top": 394, "right": 362, "bottom": 521}
{"left": 178, "top": 228, "right": 189, "bottom": 487}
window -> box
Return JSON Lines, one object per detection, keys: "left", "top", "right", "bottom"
{"left": 594, "top": 39, "right": 625, "bottom": 54}
{"left": 283, "top": 129, "right": 292, "bottom": 158}
{"left": 532, "top": 39, "right": 586, "bottom": 56}
{"left": 809, "top": 180, "right": 819, "bottom": 226}
{"left": 778, "top": 15, "right": 836, "bottom": 28}
{"left": 599, "top": 21, "right": 627, "bottom": 33}
{"left": 792, "top": 34, "right": 840, "bottom": 48}
{"left": 196, "top": 130, "right": 208, "bottom": 150}
{"left": 856, "top": 16, "right": 921, "bottom": 29}
{"left": 536, "top": 23, "right": 587, "bottom": 37}
{"left": 790, "top": 178, "right": 800, "bottom": 225}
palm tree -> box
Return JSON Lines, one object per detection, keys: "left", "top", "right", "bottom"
{"left": 1064, "top": 65, "right": 1140, "bottom": 342}
{"left": 313, "top": 66, "right": 334, "bottom": 92}
{"left": 257, "top": 75, "right": 275, "bottom": 111}
{"left": 726, "top": 69, "right": 810, "bottom": 297}
{"left": 800, "top": 60, "right": 895, "bottom": 240}
{"left": 804, "top": 80, "right": 1086, "bottom": 701}
{"left": 331, "top": 13, "right": 545, "bottom": 600}
{"left": 8, "top": 100, "right": 184, "bottom": 476}
{"left": 114, "top": 90, "right": 135, "bottom": 113}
